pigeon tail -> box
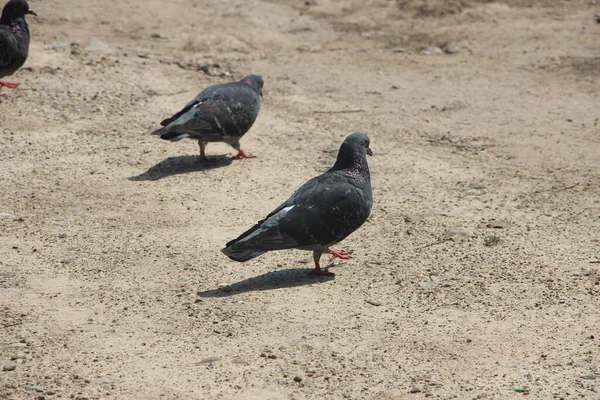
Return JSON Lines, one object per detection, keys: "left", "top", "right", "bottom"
{"left": 152, "top": 126, "right": 189, "bottom": 141}
{"left": 221, "top": 246, "right": 266, "bottom": 262}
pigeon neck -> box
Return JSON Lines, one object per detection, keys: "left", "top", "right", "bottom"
{"left": 332, "top": 148, "right": 369, "bottom": 178}
{"left": 1, "top": 15, "right": 29, "bottom": 37}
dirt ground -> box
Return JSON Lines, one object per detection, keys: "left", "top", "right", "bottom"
{"left": 1, "top": 0, "right": 599, "bottom": 399}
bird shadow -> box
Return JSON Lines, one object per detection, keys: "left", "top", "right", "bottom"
{"left": 197, "top": 268, "right": 335, "bottom": 298}
{"left": 128, "top": 155, "right": 232, "bottom": 181}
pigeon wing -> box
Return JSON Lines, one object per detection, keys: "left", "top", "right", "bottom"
{"left": 0, "top": 27, "right": 18, "bottom": 71}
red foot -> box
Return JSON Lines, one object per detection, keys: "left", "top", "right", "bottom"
{"left": 0, "top": 81, "right": 19, "bottom": 89}
{"left": 232, "top": 149, "right": 256, "bottom": 160}
{"left": 308, "top": 266, "right": 335, "bottom": 277}
{"left": 326, "top": 249, "right": 353, "bottom": 260}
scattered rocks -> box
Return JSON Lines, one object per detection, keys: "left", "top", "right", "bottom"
{"left": 404, "top": 214, "right": 418, "bottom": 223}
{"left": 59, "top": 259, "right": 73, "bottom": 264}
{"left": 459, "top": 188, "right": 484, "bottom": 197}
{"left": 150, "top": 33, "right": 169, "bottom": 39}
{"left": 421, "top": 46, "right": 444, "bottom": 55}
{"left": 442, "top": 43, "right": 464, "bottom": 54}
{"left": 580, "top": 375, "right": 596, "bottom": 380}
{"left": 408, "top": 387, "right": 422, "bottom": 393}
{"left": 24, "top": 385, "right": 44, "bottom": 392}
{"left": 85, "top": 37, "right": 113, "bottom": 53}
{"left": 293, "top": 375, "right": 303, "bottom": 382}
{"left": 50, "top": 40, "right": 80, "bottom": 50}
{"left": 445, "top": 227, "right": 474, "bottom": 241}
{"left": 487, "top": 219, "right": 508, "bottom": 229}
{"left": 196, "top": 356, "right": 221, "bottom": 365}
{"left": 365, "top": 299, "right": 382, "bottom": 306}
{"left": 3, "top": 362, "right": 17, "bottom": 371}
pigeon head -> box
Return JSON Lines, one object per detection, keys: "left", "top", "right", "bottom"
{"left": 332, "top": 132, "right": 372, "bottom": 173}
{"left": 1, "top": 0, "right": 36, "bottom": 20}
{"left": 240, "top": 75, "right": 264, "bottom": 97}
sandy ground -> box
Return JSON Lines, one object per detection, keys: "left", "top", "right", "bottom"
{"left": 1, "top": 0, "right": 599, "bottom": 399}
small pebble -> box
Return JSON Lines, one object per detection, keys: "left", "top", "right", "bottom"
{"left": 445, "top": 227, "right": 474, "bottom": 241}
{"left": 293, "top": 376, "right": 303, "bottom": 382}
{"left": 404, "top": 214, "right": 418, "bottom": 223}
{"left": 487, "top": 220, "right": 508, "bottom": 229}
{"left": 3, "top": 362, "right": 17, "bottom": 371}
{"left": 421, "top": 46, "right": 443, "bottom": 55}
{"left": 151, "top": 33, "right": 169, "bottom": 39}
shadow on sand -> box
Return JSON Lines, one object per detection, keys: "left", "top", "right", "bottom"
{"left": 197, "top": 268, "right": 335, "bottom": 298}
{"left": 128, "top": 155, "right": 232, "bottom": 181}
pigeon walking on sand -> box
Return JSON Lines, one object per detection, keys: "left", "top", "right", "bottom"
{"left": 0, "top": 0, "right": 36, "bottom": 89}
{"left": 153, "top": 75, "right": 263, "bottom": 161}
{"left": 222, "top": 133, "right": 373, "bottom": 276}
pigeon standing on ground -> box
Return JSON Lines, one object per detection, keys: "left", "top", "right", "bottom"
{"left": 153, "top": 75, "right": 263, "bottom": 161}
{"left": 0, "top": 0, "right": 36, "bottom": 89}
{"left": 222, "top": 133, "right": 373, "bottom": 276}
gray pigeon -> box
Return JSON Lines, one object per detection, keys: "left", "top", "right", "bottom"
{"left": 222, "top": 133, "right": 373, "bottom": 276}
{"left": 153, "top": 75, "right": 263, "bottom": 160}
{"left": 0, "top": 0, "right": 36, "bottom": 89}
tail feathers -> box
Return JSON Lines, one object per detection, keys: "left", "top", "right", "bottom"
{"left": 152, "top": 126, "right": 190, "bottom": 141}
{"left": 160, "top": 117, "right": 175, "bottom": 126}
{"left": 221, "top": 246, "right": 266, "bottom": 262}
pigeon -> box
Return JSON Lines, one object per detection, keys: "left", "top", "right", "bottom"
{"left": 222, "top": 132, "right": 373, "bottom": 276}
{"left": 0, "top": 0, "right": 36, "bottom": 89}
{"left": 153, "top": 75, "right": 263, "bottom": 160}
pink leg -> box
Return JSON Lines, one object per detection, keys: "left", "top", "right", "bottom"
{"left": 0, "top": 81, "right": 20, "bottom": 89}
{"left": 198, "top": 142, "right": 208, "bottom": 161}
{"left": 308, "top": 251, "right": 335, "bottom": 276}
{"left": 232, "top": 149, "right": 256, "bottom": 160}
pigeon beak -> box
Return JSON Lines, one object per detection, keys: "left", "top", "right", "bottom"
{"left": 27, "top": 10, "right": 37, "bottom": 16}
{"left": 367, "top": 148, "right": 373, "bottom": 156}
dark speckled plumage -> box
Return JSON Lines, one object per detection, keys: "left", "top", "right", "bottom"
{"left": 222, "top": 133, "right": 373, "bottom": 276}
{"left": 153, "top": 75, "right": 263, "bottom": 160}
{"left": 0, "top": 0, "right": 35, "bottom": 88}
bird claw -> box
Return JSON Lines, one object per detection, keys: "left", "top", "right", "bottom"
{"left": 327, "top": 249, "right": 353, "bottom": 260}
{"left": 232, "top": 150, "right": 256, "bottom": 160}
{"left": 0, "top": 81, "right": 20, "bottom": 89}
